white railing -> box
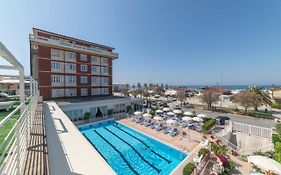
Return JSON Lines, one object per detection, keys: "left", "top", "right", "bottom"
{"left": 29, "top": 34, "right": 118, "bottom": 58}
{"left": 0, "top": 92, "right": 38, "bottom": 174}
{"left": 232, "top": 122, "right": 272, "bottom": 140}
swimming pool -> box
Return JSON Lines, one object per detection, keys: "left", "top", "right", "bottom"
{"left": 79, "top": 119, "right": 187, "bottom": 175}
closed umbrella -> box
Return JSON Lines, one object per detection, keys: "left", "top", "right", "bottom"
{"left": 197, "top": 114, "right": 207, "bottom": 118}
{"left": 134, "top": 111, "right": 142, "bottom": 116}
{"left": 162, "top": 107, "right": 170, "bottom": 112}
{"left": 184, "top": 111, "right": 193, "bottom": 116}
{"left": 173, "top": 110, "right": 182, "bottom": 114}
{"left": 156, "top": 109, "right": 163, "bottom": 114}
{"left": 166, "top": 119, "right": 176, "bottom": 125}
{"left": 192, "top": 117, "right": 203, "bottom": 122}
{"left": 182, "top": 116, "right": 192, "bottom": 121}
{"left": 143, "top": 113, "right": 152, "bottom": 118}
{"left": 153, "top": 116, "right": 163, "bottom": 121}
{"left": 167, "top": 112, "right": 174, "bottom": 116}
{"left": 248, "top": 155, "right": 281, "bottom": 174}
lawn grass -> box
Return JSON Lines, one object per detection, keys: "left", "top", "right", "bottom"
{"left": 0, "top": 103, "right": 20, "bottom": 164}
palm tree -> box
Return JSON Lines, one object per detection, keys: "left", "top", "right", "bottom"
{"left": 249, "top": 86, "right": 272, "bottom": 110}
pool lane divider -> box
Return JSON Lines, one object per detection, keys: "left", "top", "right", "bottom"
{"left": 82, "top": 133, "right": 110, "bottom": 165}
{"left": 93, "top": 130, "right": 140, "bottom": 175}
{"left": 104, "top": 127, "right": 161, "bottom": 173}
{"left": 112, "top": 124, "right": 172, "bottom": 164}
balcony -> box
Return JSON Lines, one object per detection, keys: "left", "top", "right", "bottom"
{"left": 29, "top": 34, "right": 119, "bottom": 59}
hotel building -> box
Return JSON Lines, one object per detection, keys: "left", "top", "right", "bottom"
{"left": 29, "top": 28, "right": 118, "bottom": 100}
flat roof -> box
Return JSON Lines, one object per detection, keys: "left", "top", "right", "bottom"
{"left": 33, "top": 28, "right": 115, "bottom": 50}
{"left": 55, "top": 96, "right": 125, "bottom": 105}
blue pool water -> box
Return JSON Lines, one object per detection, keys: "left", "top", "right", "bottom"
{"left": 79, "top": 119, "right": 188, "bottom": 175}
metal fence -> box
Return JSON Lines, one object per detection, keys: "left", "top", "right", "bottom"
{"left": 0, "top": 88, "right": 38, "bottom": 175}
{"left": 232, "top": 122, "right": 272, "bottom": 140}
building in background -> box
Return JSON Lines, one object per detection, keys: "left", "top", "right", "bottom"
{"left": 29, "top": 28, "right": 118, "bottom": 100}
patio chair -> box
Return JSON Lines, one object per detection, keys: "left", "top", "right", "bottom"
{"left": 170, "top": 128, "right": 178, "bottom": 137}
{"left": 163, "top": 126, "right": 171, "bottom": 134}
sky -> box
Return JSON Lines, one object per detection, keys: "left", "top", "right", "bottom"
{"left": 0, "top": 0, "right": 281, "bottom": 86}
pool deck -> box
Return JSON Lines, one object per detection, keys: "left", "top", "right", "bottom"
{"left": 119, "top": 118, "right": 202, "bottom": 175}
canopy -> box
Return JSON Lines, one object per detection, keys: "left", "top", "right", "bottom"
{"left": 153, "top": 116, "right": 163, "bottom": 121}
{"left": 184, "top": 111, "right": 193, "bottom": 116}
{"left": 143, "top": 113, "right": 152, "bottom": 118}
{"left": 248, "top": 155, "right": 281, "bottom": 174}
{"left": 192, "top": 117, "right": 203, "bottom": 122}
{"left": 182, "top": 116, "right": 192, "bottom": 121}
{"left": 173, "top": 110, "right": 182, "bottom": 114}
{"left": 167, "top": 112, "right": 174, "bottom": 116}
{"left": 162, "top": 107, "right": 170, "bottom": 112}
{"left": 156, "top": 109, "right": 163, "bottom": 113}
{"left": 166, "top": 119, "right": 176, "bottom": 125}
{"left": 197, "top": 114, "right": 207, "bottom": 118}
{"left": 134, "top": 111, "right": 142, "bottom": 115}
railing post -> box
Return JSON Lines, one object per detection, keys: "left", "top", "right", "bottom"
{"left": 19, "top": 69, "right": 25, "bottom": 114}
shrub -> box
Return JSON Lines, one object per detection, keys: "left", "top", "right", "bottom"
{"left": 84, "top": 112, "right": 91, "bottom": 120}
{"left": 276, "top": 124, "right": 281, "bottom": 136}
{"left": 201, "top": 119, "right": 216, "bottom": 133}
{"left": 271, "top": 102, "right": 281, "bottom": 109}
{"left": 273, "top": 134, "right": 281, "bottom": 144}
{"left": 183, "top": 163, "right": 196, "bottom": 175}
{"left": 275, "top": 142, "right": 281, "bottom": 153}
{"left": 198, "top": 148, "right": 208, "bottom": 157}
{"left": 274, "top": 152, "right": 281, "bottom": 163}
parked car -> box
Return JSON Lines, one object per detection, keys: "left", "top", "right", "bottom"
{"left": 215, "top": 116, "right": 230, "bottom": 125}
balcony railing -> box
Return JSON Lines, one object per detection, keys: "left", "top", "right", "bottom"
{"left": 29, "top": 34, "right": 119, "bottom": 59}
{"left": 0, "top": 93, "right": 38, "bottom": 174}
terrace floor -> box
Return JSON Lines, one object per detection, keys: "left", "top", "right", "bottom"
{"left": 23, "top": 104, "right": 49, "bottom": 175}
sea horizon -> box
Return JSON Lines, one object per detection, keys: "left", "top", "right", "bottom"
{"left": 171, "top": 85, "right": 280, "bottom": 90}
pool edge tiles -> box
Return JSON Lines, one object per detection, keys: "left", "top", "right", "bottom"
{"left": 78, "top": 119, "right": 188, "bottom": 175}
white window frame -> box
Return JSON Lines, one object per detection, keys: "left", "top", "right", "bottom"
{"left": 80, "top": 64, "right": 88, "bottom": 72}
{"left": 80, "top": 76, "right": 88, "bottom": 84}
{"left": 80, "top": 54, "right": 88, "bottom": 61}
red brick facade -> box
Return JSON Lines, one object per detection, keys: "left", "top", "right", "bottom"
{"left": 30, "top": 28, "right": 117, "bottom": 100}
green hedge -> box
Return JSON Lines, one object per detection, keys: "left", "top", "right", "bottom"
{"left": 272, "top": 134, "right": 281, "bottom": 144}
{"left": 198, "top": 148, "right": 208, "bottom": 157}
{"left": 201, "top": 119, "right": 216, "bottom": 133}
{"left": 183, "top": 163, "right": 196, "bottom": 175}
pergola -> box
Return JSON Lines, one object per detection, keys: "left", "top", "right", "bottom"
{"left": 0, "top": 41, "right": 38, "bottom": 113}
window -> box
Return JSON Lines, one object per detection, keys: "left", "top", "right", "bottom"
{"left": 91, "top": 76, "right": 100, "bottom": 86}
{"left": 92, "top": 88, "right": 101, "bottom": 95}
{"left": 91, "top": 56, "right": 99, "bottom": 64}
{"left": 101, "top": 67, "right": 109, "bottom": 75}
{"left": 81, "top": 88, "right": 88, "bottom": 96}
{"left": 101, "top": 58, "right": 108, "bottom": 65}
{"left": 68, "top": 76, "right": 76, "bottom": 83}
{"left": 66, "top": 51, "right": 76, "bottom": 61}
{"left": 65, "top": 88, "right": 77, "bottom": 97}
{"left": 80, "top": 76, "right": 88, "bottom": 84}
{"left": 103, "top": 77, "right": 109, "bottom": 84}
{"left": 69, "top": 64, "right": 76, "bottom": 70}
{"left": 52, "top": 76, "right": 61, "bottom": 83}
{"left": 92, "top": 66, "right": 100, "bottom": 74}
{"left": 80, "top": 54, "right": 87, "bottom": 61}
{"left": 102, "top": 88, "right": 109, "bottom": 95}
{"left": 51, "top": 49, "right": 60, "bottom": 57}
{"left": 80, "top": 64, "right": 88, "bottom": 72}
{"left": 52, "top": 89, "right": 64, "bottom": 98}
{"left": 51, "top": 62, "right": 60, "bottom": 69}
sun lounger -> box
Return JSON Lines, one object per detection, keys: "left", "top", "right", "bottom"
{"left": 163, "top": 126, "right": 171, "bottom": 134}
{"left": 170, "top": 128, "right": 178, "bottom": 137}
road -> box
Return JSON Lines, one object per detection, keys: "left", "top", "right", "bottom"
{"left": 168, "top": 101, "right": 277, "bottom": 128}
